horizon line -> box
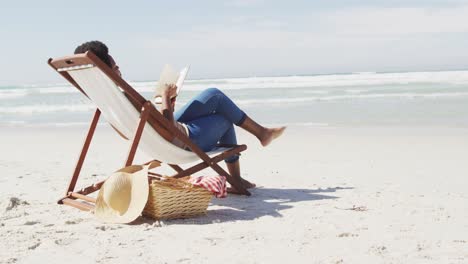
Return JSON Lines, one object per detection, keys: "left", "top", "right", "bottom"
{"left": 2, "top": 67, "right": 468, "bottom": 87}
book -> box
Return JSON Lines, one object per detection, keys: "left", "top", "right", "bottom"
{"left": 154, "top": 64, "right": 190, "bottom": 104}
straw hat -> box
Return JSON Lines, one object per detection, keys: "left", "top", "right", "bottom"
{"left": 95, "top": 162, "right": 159, "bottom": 223}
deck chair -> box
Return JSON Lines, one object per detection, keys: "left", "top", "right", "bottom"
{"left": 48, "top": 51, "right": 250, "bottom": 211}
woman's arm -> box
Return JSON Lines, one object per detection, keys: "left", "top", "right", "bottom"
{"left": 160, "top": 84, "right": 177, "bottom": 125}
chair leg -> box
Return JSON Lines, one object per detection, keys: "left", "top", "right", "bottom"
{"left": 125, "top": 102, "right": 152, "bottom": 167}
{"left": 59, "top": 109, "right": 108, "bottom": 209}
{"left": 63, "top": 109, "right": 101, "bottom": 198}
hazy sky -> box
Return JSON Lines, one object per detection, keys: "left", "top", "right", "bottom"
{"left": 1, "top": 0, "right": 468, "bottom": 85}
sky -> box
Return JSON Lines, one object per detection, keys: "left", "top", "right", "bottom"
{"left": 1, "top": 0, "right": 468, "bottom": 85}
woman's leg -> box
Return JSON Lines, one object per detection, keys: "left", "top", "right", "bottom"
{"left": 185, "top": 114, "right": 254, "bottom": 192}
{"left": 218, "top": 124, "right": 240, "bottom": 163}
{"left": 213, "top": 121, "right": 256, "bottom": 190}
{"left": 175, "top": 87, "right": 246, "bottom": 125}
{"left": 185, "top": 114, "right": 241, "bottom": 163}
{"left": 225, "top": 160, "right": 256, "bottom": 191}
{"left": 185, "top": 114, "right": 233, "bottom": 152}
{"left": 176, "top": 87, "right": 286, "bottom": 147}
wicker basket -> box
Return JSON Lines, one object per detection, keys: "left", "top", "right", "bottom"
{"left": 143, "top": 176, "right": 213, "bottom": 220}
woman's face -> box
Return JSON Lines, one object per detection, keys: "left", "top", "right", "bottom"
{"left": 108, "top": 55, "right": 121, "bottom": 77}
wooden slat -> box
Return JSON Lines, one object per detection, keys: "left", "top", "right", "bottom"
{"left": 77, "top": 180, "right": 106, "bottom": 195}
{"left": 172, "top": 145, "right": 247, "bottom": 178}
{"left": 172, "top": 161, "right": 207, "bottom": 178}
{"left": 168, "top": 164, "right": 183, "bottom": 172}
{"left": 61, "top": 198, "right": 94, "bottom": 211}
{"left": 68, "top": 192, "right": 96, "bottom": 203}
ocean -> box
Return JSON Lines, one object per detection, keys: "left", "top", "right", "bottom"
{"left": 1, "top": 70, "right": 468, "bottom": 128}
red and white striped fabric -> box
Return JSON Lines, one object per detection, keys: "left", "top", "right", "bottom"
{"left": 188, "top": 175, "right": 227, "bottom": 198}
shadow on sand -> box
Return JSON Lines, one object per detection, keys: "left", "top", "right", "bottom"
{"left": 133, "top": 186, "right": 353, "bottom": 225}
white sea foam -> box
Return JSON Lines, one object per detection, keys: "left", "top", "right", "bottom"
{"left": 231, "top": 92, "right": 468, "bottom": 106}
{"left": 5, "top": 120, "right": 26, "bottom": 125}
{"left": 2, "top": 90, "right": 467, "bottom": 115}
{"left": 1, "top": 121, "right": 103, "bottom": 128}
{"left": 35, "top": 86, "right": 80, "bottom": 94}
{"left": 46, "top": 122, "right": 95, "bottom": 127}
{"left": 4, "top": 70, "right": 468, "bottom": 96}
{"left": 0, "top": 89, "right": 28, "bottom": 99}
{"left": 0, "top": 104, "right": 94, "bottom": 114}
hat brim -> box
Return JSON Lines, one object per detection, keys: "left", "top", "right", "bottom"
{"left": 95, "top": 164, "right": 151, "bottom": 224}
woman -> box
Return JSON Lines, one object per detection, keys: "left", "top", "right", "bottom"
{"left": 75, "top": 41, "right": 286, "bottom": 193}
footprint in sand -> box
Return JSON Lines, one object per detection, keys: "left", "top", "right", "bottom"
{"left": 416, "top": 243, "right": 426, "bottom": 251}
{"left": 28, "top": 241, "right": 41, "bottom": 250}
{"left": 55, "top": 238, "right": 74, "bottom": 246}
{"left": 5, "top": 197, "right": 29, "bottom": 211}
{"left": 65, "top": 219, "right": 83, "bottom": 225}
{"left": 24, "top": 221, "right": 40, "bottom": 226}
{"left": 96, "top": 226, "right": 107, "bottom": 231}
{"left": 371, "top": 245, "right": 387, "bottom": 255}
{"left": 337, "top": 232, "right": 359, "bottom": 238}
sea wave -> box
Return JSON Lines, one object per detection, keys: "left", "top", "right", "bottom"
{"left": 3, "top": 91, "right": 465, "bottom": 115}
{"left": 0, "top": 104, "right": 94, "bottom": 114}
{"left": 0, "top": 89, "right": 29, "bottom": 99}
{"left": 233, "top": 92, "right": 468, "bottom": 105}
{"left": 1, "top": 121, "right": 101, "bottom": 127}
{"left": 3, "top": 70, "right": 468, "bottom": 97}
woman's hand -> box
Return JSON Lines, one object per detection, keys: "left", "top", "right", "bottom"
{"left": 160, "top": 83, "right": 177, "bottom": 126}
{"left": 162, "top": 83, "right": 177, "bottom": 99}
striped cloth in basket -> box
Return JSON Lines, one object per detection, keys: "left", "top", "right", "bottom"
{"left": 188, "top": 175, "right": 227, "bottom": 198}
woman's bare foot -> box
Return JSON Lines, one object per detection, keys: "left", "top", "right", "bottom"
{"left": 242, "top": 178, "right": 256, "bottom": 189}
{"left": 260, "top": 127, "right": 286, "bottom": 147}
{"left": 227, "top": 186, "right": 244, "bottom": 194}
{"left": 227, "top": 178, "right": 256, "bottom": 194}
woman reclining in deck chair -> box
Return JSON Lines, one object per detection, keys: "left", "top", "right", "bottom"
{"left": 75, "top": 41, "right": 286, "bottom": 193}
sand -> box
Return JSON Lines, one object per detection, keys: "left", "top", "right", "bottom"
{"left": 1, "top": 125, "right": 468, "bottom": 263}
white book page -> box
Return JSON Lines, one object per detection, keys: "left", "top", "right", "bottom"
{"left": 176, "top": 65, "right": 190, "bottom": 95}
{"left": 155, "top": 64, "right": 179, "bottom": 97}
{"left": 154, "top": 64, "right": 190, "bottom": 104}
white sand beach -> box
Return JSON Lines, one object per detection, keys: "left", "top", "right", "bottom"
{"left": 1, "top": 124, "right": 467, "bottom": 263}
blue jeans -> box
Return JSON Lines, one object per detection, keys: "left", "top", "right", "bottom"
{"left": 175, "top": 88, "right": 247, "bottom": 163}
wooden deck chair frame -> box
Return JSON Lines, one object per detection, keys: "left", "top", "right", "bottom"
{"left": 48, "top": 51, "right": 250, "bottom": 211}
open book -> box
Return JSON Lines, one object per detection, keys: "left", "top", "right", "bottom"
{"left": 154, "top": 64, "right": 190, "bottom": 104}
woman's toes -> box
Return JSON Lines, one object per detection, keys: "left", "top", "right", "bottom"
{"left": 242, "top": 179, "right": 256, "bottom": 189}
{"left": 261, "top": 126, "right": 286, "bottom": 147}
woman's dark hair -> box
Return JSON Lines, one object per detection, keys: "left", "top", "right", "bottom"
{"left": 74, "top": 41, "right": 112, "bottom": 67}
